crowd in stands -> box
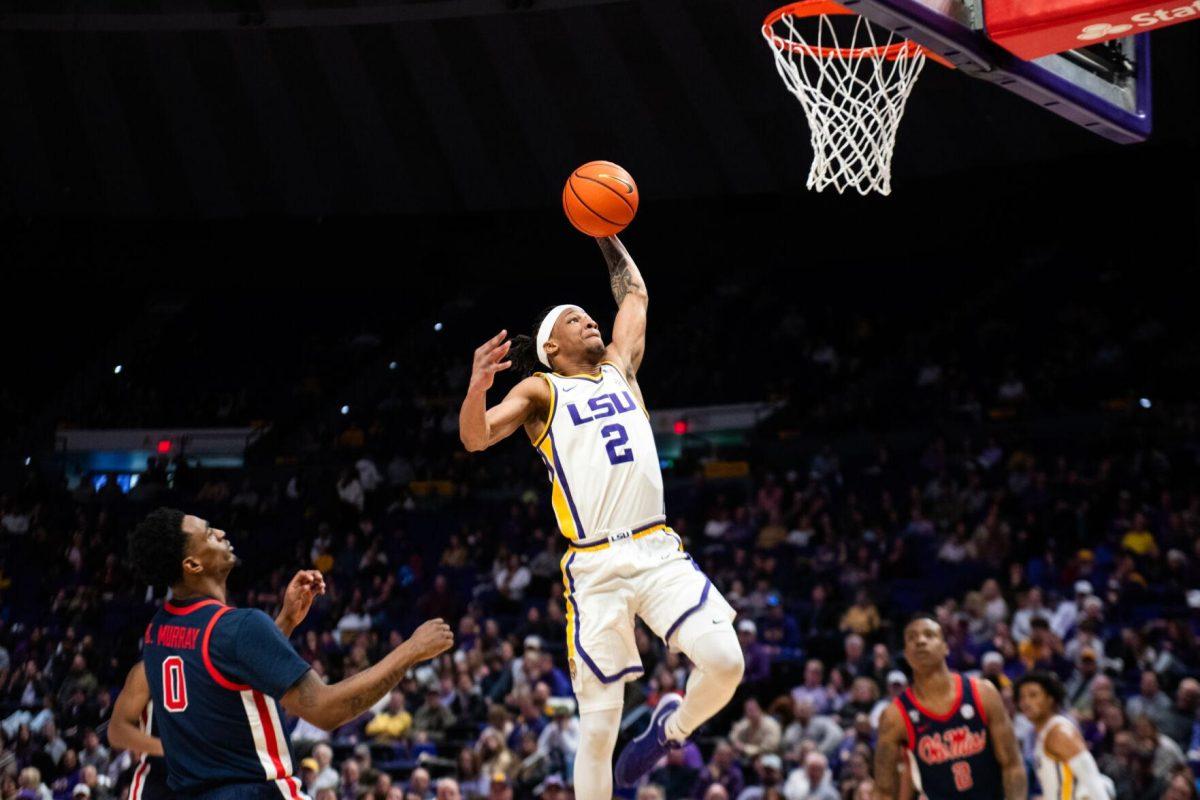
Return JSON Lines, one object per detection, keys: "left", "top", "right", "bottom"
{"left": 4, "top": 390, "right": 1200, "bottom": 800}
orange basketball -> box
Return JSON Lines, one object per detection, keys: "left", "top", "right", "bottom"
{"left": 562, "top": 161, "right": 639, "bottom": 238}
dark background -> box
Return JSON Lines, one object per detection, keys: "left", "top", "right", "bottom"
{"left": 1, "top": 0, "right": 1197, "bottom": 444}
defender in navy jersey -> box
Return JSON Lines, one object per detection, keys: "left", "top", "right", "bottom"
{"left": 109, "top": 572, "right": 326, "bottom": 800}
{"left": 875, "top": 616, "right": 1026, "bottom": 800}
{"left": 126, "top": 508, "right": 454, "bottom": 800}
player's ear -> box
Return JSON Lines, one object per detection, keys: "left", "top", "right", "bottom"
{"left": 181, "top": 554, "right": 204, "bottom": 576}
{"left": 544, "top": 340, "right": 558, "bottom": 363}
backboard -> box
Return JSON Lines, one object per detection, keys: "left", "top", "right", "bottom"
{"left": 844, "top": 0, "right": 1152, "bottom": 142}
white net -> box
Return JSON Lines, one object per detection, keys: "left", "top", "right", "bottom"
{"left": 763, "top": 6, "right": 928, "bottom": 196}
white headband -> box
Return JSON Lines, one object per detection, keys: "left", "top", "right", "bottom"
{"left": 536, "top": 304, "right": 582, "bottom": 369}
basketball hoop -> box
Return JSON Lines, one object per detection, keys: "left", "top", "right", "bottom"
{"left": 762, "top": 1, "right": 945, "bottom": 196}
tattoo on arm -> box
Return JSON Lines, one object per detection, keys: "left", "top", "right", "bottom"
{"left": 874, "top": 708, "right": 906, "bottom": 800}
{"left": 597, "top": 238, "right": 642, "bottom": 305}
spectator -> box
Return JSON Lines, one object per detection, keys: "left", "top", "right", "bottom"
{"left": 738, "top": 621, "right": 771, "bottom": 686}
{"left": 339, "top": 758, "right": 363, "bottom": 800}
{"left": 781, "top": 752, "right": 838, "bottom": 800}
{"left": 1127, "top": 671, "right": 1174, "bottom": 731}
{"left": 18, "top": 767, "right": 51, "bottom": 800}
{"left": 791, "top": 661, "right": 834, "bottom": 716}
{"left": 835, "top": 679, "right": 879, "bottom": 729}
{"left": 730, "top": 699, "right": 782, "bottom": 760}
{"left": 1132, "top": 715, "right": 1186, "bottom": 779}
{"left": 870, "top": 671, "right": 908, "bottom": 728}
{"left": 735, "top": 754, "right": 783, "bottom": 800}
{"left": 300, "top": 759, "right": 321, "bottom": 796}
{"left": 782, "top": 700, "right": 842, "bottom": 759}
{"left": 1011, "top": 588, "right": 1052, "bottom": 643}
{"left": 412, "top": 689, "right": 456, "bottom": 743}
{"left": 838, "top": 591, "right": 880, "bottom": 638}
{"left": 532, "top": 775, "right": 565, "bottom": 800}
{"left": 649, "top": 746, "right": 700, "bottom": 799}
{"left": 407, "top": 768, "right": 432, "bottom": 800}
{"left": 834, "top": 636, "right": 870, "bottom": 682}
{"left": 366, "top": 691, "right": 413, "bottom": 743}
{"left": 312, "top": 744, "right": 340, "bottom": 793}
{"left": 693, "top": 740, "right": 744, "bottom": 800}
{"left": 1163, "top": 678, "right": 1200, "bottom": 747}
{"left": 76, "top": 731, "right": 108, "bottom": 775}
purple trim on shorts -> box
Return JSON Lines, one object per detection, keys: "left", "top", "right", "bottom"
{"left": 663, "top": 560, "right": 713, "bottom": 644}
{"left": 565, "top": 552, "right": 646, "bottom": 684}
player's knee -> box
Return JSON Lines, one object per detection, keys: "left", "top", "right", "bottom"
{"left": 578, "top": 709, "right": 621, "bottom": 758}
{"left": 695, "top": 629, "right": 744, "bottom": 683}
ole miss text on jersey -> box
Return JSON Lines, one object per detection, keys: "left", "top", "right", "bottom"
{"left": 895, "top": 674, "right": 1004, "bottom": 800}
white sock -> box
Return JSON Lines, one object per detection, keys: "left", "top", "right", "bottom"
{"left": 665, "top": 625, "right": 744, "bottom": 741}
{"left": 573, "top": 707, "right": 622, "bottom": 800}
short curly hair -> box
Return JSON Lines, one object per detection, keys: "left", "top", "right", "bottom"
{"left": 128, "top": 507, "right": 188, "bottom": 587}
{"left": 1015, "top": 670, "right": 1066, "bottom": 709}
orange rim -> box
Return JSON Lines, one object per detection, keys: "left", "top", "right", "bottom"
{"left": 763, "top": 0, "right": 948, "bottom": 64}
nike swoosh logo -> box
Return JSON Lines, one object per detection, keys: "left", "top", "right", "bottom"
{"left": 562, "top": 386, "right": 576, "bottom": 393}
{"left": 598, "top": 173, "right": 635, "bottom": 194}
{"left": 712, "top": 618, "right": 723, "bottom": 624}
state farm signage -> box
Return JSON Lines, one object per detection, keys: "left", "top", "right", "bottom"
{"left": 984, "top": 0, "right": 1198, "bottom": 59}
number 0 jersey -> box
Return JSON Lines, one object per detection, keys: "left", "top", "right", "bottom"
{"left": 533, "top": 362, "right": 665, "bottom": 542}
{"left": 897, "top": 673, "right": 1004, "bottom": 800}
{"left": 142, "top": 597, "right": 311, "bottom": 798}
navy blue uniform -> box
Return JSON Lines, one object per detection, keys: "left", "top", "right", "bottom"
{"left": 130, "top": 700, "right": 172, "bottom": 800}
{"left": 142, "top": 597, "right": 311, "bottom": 800}
{"left": 895, "top": 673, "right": 1003, "bottom": 800}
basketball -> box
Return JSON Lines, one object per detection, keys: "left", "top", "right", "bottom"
{"left": 562, "top": 160, "right": 639, "bottom": 238}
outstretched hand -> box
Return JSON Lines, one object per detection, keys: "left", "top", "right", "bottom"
{"left": 470, "top": 330, "right": 512, "bottom": 392}
{"left": 406, "top": 618, "right": 455, "bottom": 662}
{"left": 280, "top": 570, "right": 325, "bottom": 628}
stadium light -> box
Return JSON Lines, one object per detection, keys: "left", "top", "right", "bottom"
{"left": 1139, "top": 397, "right": 1152, "bottom": 409}
{"left": 24, "top": 457, "right": 31, "bottom": 466}
{"left": 434, "top": 322, "right": 444, "bottom": 332}
{"left": 389, "top": 361, "right": 398, "bottom": 370}
{"left": 113, "top": 365, "right": 123, "bottom": 374}
{"left": 340, "top": 405, "right": 350, "bottom": 415}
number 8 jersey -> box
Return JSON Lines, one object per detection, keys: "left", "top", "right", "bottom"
{"left": 533, "top": 362, "right": 666, "bottom": 542}
{"left": 897, "top": 673, "right": 1004, "bottom": 800}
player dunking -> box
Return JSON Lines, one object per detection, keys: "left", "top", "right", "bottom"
{"left": 108, "top": 571, "right": 326, "bottom": 800}
{"left": 875, "top": 616, "right": 1026, "bottom": 800}
{"left": 126, "top": 508, "right": 453, "bottom": 800}
{"left": 459, "top": 236, "right": 745, "bottom": 798}
{"left": 1016, "top": 671, "right": 1113, "bottom": 800}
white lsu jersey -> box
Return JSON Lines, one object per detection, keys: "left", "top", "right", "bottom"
{"left": 532, "top": 361, "right": 665, "bottom": 542}
{"left": 1033, "top": 715, "right": 1111, "bottom": 800}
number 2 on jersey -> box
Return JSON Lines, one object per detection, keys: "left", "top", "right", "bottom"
{"left": 600, "top": 424, "right": 634, "bottom": 465}
{"left": 162, "top": 656, "right": 189, "bottom": 712}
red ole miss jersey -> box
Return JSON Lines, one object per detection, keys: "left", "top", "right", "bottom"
{"left": 895, "top": 674, "right": 1003, "bottom": 800}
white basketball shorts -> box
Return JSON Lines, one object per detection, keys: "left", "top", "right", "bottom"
{"left": 560, "top": 527, "right": 735, "bottom": 713}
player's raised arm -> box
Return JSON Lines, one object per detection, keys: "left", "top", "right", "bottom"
{"left": 873, "top": 702, "right": 909, "bottom": 800}
{"left": 978, "top": 679, "right": 1029, "bottom": 800}
{"left": 280, "top": 618, "right": 453, "bottom": 731}
{"left": 598, "top": 235, "right": 648, "bottom": 378}
{"left": 460, "top": 330, "right": 547, "bottom": 452}
{"left": 107, "top": 663, "right": 163, "bottom": 757}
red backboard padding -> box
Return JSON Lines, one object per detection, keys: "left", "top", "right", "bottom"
{"left": 985, "top": 0, "right": 1199, "bottom": 58}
